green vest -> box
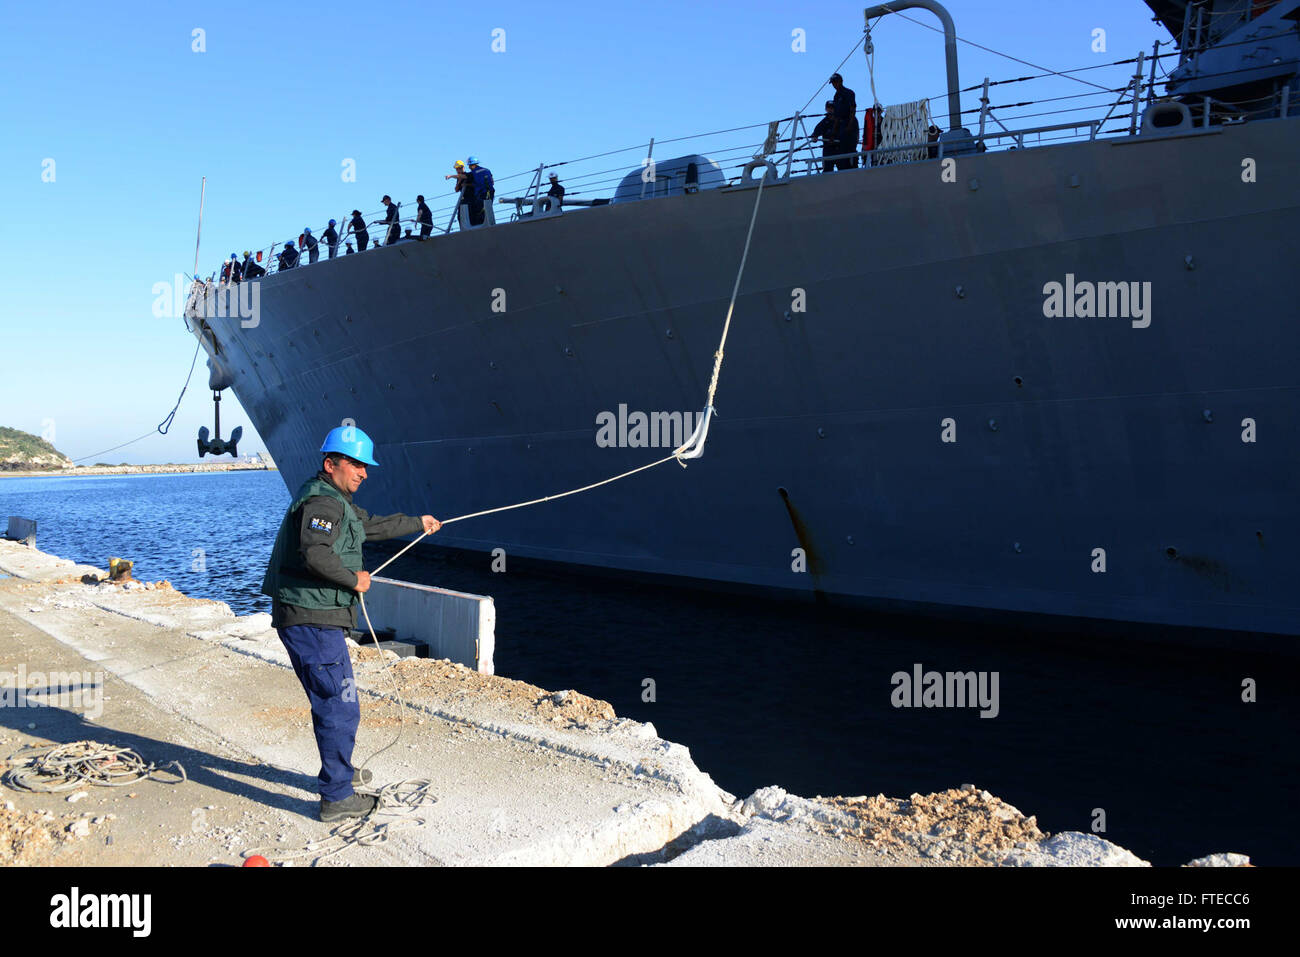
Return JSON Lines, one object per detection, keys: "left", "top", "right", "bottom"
{"left": 261, "top": 476, "right": 365, "bottom": 609}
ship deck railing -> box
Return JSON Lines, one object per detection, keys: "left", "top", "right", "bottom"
{"left": 206, "top": 51, "right": 1297, "bottom": 284}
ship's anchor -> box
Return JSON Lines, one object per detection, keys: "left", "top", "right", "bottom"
{"left": 197, "top": 390, "right": 243, "bottom": 457}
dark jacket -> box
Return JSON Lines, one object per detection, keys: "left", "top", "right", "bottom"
{"left": 350, "top": 213, "right": 368, "bottom": 242}
{"left": 303, "top": 232, "right": 319, "bottom": 253}
{"left": 842, "top": 115, "right": 860, "bottom": 152}
{"left": 471, "top": 166, "right": 494, "bottom": 201}
{"left": 267, "top": 471, "right": 424, "bottom": 629}
{"left": 382, "top": 203, "right": 399, "bottom": 226}
{"left": 277, "top": 246, "right": 299, "bottom": 270}
{"left": 230, "top": 260, "right": 243, "bottom": 282}
{"left": 244, "top": 259, "right": 265, "bottom": 279}
{"left": 416, "top": 201, "right": 432, "bottom": 226}
{"left": 323, "top": 225, "right": 339, "bottom": 246}
{"left": 832, "top": 85, "right": 857, "bottom": 131}
{"left": 546, "top": 182, "right": 565, "bottom": 200}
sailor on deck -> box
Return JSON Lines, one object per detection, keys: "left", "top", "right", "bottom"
{"left": 303, "top": 227, "right": 320, "bottom": 264}
{"left": 811, "top": 100, "right": 837, "bottom": 173}
{"left": 243, "top": 250, "right": 265, "bottom": 279}
{"left": 467, "top": 156, "right": 493, "bottom": 227}
{"left": 416, "top": 195, "right": 432, "bottom": 239}
{"left": 381, "top": 195, "right": 400, "bottom": 245}
{"left": 349, "top": 210, "right": 369, "bottom": 251}
{"left": 829, "top": 73, "right": 858, "bottom": 170}
{"left": 323, "top": 219, "right": 339, "bottom": 259}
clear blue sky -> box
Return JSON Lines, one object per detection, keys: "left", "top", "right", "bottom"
{"left": 0, "top": 0, "right": 1171, "bottom": 464}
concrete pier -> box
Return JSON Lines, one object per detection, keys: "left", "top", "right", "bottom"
{"left": 0, "top": 540, "right": 1237, "bottom": 867}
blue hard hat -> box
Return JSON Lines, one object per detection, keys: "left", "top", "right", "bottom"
{"left": 320, "top": 426, "right": 379, "bottom": 466}
{"left": 230, "top": 253, "right": 237, "bottom": 259}
{"left": 304, "top": 226, "right": 312, "bottom": 233}
{"left": 467, "top": 155, "right": 479, "bottom": 165}
{"left": 328, "top": 219, "right": 336, "bottom": 226}
{"left": 286, "top": 239, "right": 295, "bottom": 246}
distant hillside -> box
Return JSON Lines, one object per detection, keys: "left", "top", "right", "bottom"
{"left": 0, "top": 426, "right": 73, "bottom": 471}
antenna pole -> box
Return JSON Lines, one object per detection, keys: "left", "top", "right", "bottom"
{"left": 193, "top": 176, "right": 206, "bottom": 278}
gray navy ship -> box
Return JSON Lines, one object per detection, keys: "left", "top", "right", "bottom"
{"left": 186, "top": 0, "right": 1300, "bottom": 637}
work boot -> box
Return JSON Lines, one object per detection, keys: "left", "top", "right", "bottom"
{"left": 352, "top": 768, "right": 373, "bottom": 787}
{"left": 320, "top": 792, "right": 378, "bottom": 823}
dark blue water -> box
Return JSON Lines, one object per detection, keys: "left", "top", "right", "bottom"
{"left": 0, "top": 472, "right": 288, "bottom": 615}
{"left": 2, "top": 471, "right": 1295, "bottom": 865}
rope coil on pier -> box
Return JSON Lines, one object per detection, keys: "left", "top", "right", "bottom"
{"left": 4, "top": 741, "right": 186, "bottom": 793}
{"left": 241, "top": 778, "right": 438, "bottom": 866}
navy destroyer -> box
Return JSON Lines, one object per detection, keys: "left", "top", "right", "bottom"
{"left": 185, "top": 1, "right": 1300, "bottom": 636}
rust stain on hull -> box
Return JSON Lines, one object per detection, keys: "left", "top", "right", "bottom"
{"left": 1172, "top": 552, "right": 1247, "bottom": 594}
{"left": 779, "top": 488, "right": 828, "bottom": 602}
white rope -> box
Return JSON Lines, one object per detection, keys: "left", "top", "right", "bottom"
{"left": 362, "top": 158, "right": 773, "bottom": 580}
{"left": 878, "top": 98, "right": 932, "bottom": 163}
{"left": 865, "top": 20, "right": 879, "bottom": 108}
{"left": 311, "top": 146, "right": 776, "bottom": 863}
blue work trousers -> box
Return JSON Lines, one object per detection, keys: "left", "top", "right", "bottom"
{"left": 277, "top": 625, "right": 359, "bottom": 802}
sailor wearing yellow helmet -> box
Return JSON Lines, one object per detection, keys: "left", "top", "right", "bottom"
{"left": 446, "top": 159, "right": 471, "bottom": 216}
{"left": 242, "top": 249, "right": 265, "bottom": 280}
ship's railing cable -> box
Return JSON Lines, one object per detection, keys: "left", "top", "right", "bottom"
{"left": 873, "top": 2, "right": 1115, "bottom": 93}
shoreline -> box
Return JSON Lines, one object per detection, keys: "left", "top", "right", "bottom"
{"left": 0, "top": 462, "right": 277, "bottom": 479}
{"left": 0, "top": 538, "right": 1251, "bottom": 867}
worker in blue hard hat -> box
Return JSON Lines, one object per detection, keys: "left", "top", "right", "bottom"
{"left": 228, "top": 252, "right": 243, "bottom": 283}
{"left": 466, "top": 156, "right": 493, "bottom": 227}
{"left": 277, "top": 240, "right": 299, "bottom": 271}
{"left": 303, "top": 226, "right": 320, "bottom": 264}
{"left": 322, "top": 219, "right": 339, "bottom": 259}
{"left": 262, "top": 425, "right": 441, "bottom": 823}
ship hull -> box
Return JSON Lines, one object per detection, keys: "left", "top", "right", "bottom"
{"left": 194, "top": 118, "right": 1300, "bottom": 635}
